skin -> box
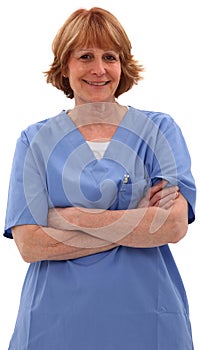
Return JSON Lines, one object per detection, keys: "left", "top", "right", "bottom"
{"left": 65, "top": 48, "right": 121, "bottom": 105}
{"left": 12, "top": 48, "right": 189, "bottom": 262}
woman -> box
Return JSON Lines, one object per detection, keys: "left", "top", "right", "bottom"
{"left": 4, "top": 7, "right": 196, "bottom": 349}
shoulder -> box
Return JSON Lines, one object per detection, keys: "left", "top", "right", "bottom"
{"left": 127, "top": 106, "right": 181, "bottom": 135}
{"left": 18, "top": 110, "right": 68, "bottom": 146}
{"left": 128, "top": 106, "right": 175, "bottom": 125}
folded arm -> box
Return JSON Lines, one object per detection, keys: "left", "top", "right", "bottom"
{"left": 12, "top": 181, "right": 188, "bottom": 262}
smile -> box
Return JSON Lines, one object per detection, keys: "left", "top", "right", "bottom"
{"left": 84, "top": 80, "right": 109, "bottom": 86}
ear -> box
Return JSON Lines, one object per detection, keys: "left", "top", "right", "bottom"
{"left": 62, "top": 68, "right": 68, "bottom": 78}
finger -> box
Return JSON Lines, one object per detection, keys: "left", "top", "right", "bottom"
{"left": 149, "top": 186, "right": 179, "bottom": 206}
{"left": 140, "top": 181, "right": 167, "bottom": 205}
{"left": 154, "top": 191, "right": 179, "bottom": 208}
{"left": 148, "top": 180, "right": 168, "bottom": 199}
{"left": 160, "top": 200, "right": 175, "bottom": 209}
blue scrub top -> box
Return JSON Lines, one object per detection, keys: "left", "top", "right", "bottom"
{"left": 4, "top": 106, "right": 196, "bottom": 349}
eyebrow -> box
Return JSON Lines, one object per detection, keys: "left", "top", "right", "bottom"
{"left": 75, "top": 48, "right": 118, "bottom": 53}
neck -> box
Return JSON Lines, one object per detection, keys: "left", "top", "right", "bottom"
{"left": 67, "top": 102, "right": 127, "bottom": 127}
{"left": 67, "top": 102, "right": 128, "bottom": 142}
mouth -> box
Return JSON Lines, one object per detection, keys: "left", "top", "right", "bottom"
{"left": 83, "top": 80, "right": 110, "bottom": 86}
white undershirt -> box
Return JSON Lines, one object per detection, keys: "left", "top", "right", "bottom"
{"left": 86, "top": 141, "right": 109, "bottom": 160}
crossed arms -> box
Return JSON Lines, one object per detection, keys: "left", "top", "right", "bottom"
{"left": 12, "top": 181, "right": 188, "bottom": 262}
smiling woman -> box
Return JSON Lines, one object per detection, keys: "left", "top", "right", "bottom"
{"left": 65, "top": 48, "right": 122, "bottom": 104}
{"left": 3, "top": 6, "right": 196, "bottom": 350}
{"left": 44, "top": 7, "right": 143, "bottom": 99}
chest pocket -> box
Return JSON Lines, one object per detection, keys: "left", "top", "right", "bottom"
{"left": 117, "top": 177, "right": 151, "bottom": 210}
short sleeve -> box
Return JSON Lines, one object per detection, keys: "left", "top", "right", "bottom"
{"left": 150, "top": 114, "right": 196, "bottom": 224}
{"left": 4, "top": 130, "right": 49, "bottom": 238}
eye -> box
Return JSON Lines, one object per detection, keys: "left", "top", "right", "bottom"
{"left": 103, "top": 53, "right": 119, "bottom": 62}
{"left": 80, "top": 54, "right": 92, "bottom": 60}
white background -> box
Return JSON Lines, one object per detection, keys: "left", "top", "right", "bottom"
{"left": 0, "top": 0, "right": 200, "bottom": 348}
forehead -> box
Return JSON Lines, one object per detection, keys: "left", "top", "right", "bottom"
{"left": 72, "top": 28, "right": 121, "bottom": 53}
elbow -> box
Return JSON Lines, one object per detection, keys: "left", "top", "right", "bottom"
{"left": 12, "top": 226, "right": 39, "bottom": 263}
{"left": 19, "top": 240, "right": 41, "bottom": 263}
{"left": 168, "top": 194, "right": 189, "bottom": 244}
{"left": 21, "top": 255, "right": 32, "bottom": 263}
{"left": 169, "top": 212, "right": 188, "bottom": 244}
{"left": 171, "top": 224, "right": 188, "bottom": 244}
{"left": 21, "top": 250, "right": 35, "bottom": 263}
{"left": 15, "top": 239, "right": 35, "bottom": 263}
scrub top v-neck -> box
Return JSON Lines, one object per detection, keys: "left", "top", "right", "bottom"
{"left": 4, "top": 106, "right": 196, "bottom": 349}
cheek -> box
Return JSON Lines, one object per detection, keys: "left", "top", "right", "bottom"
{"left": 67, "top": 66, "right": 80, "bottom": 86}
{"left": 113, "top": 68, "right": 122, "bottom": 86}
{"left": 68, "top": 65, "right": 86, "bottom": 82}
{"left": 113, "top": 63, "right": 121, "bottom": 80}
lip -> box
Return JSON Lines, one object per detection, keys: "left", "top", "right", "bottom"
{"left": 83, "top": 80, "right": 110, "bottom": 86}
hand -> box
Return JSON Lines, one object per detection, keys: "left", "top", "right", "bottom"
{"left": 137, "top": 180, "right": 179, "bottom": 209}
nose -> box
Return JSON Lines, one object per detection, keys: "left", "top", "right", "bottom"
{"left": 90, "top": 57, "right": 106, "bottom": 76}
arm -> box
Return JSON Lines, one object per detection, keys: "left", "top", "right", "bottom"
{"left": 118, "top": 192, "right": 188, "bottom": 247}
{"left": 12, "top": 224, "right": 118, "bottom": 263}
{"left": 48, "top": 188, "right": 187, "bottom": 248}
{"left": 12, "top": 181, "right": 186, "bottom": 262}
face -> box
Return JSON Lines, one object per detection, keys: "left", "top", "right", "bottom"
{"left": 66, "top": 47, "right": 121, "bottom": 105}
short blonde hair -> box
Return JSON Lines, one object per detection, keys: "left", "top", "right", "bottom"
{"left": 45, "top": 7, "right": 144, "bottom": 99}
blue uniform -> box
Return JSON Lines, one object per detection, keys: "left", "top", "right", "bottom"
{"left": 4, "top": 106, "right": 196, "bottom": 349}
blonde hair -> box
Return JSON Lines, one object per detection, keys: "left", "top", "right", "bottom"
{"left": 44, "top": 7, "right": 144, "bottom": 99}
